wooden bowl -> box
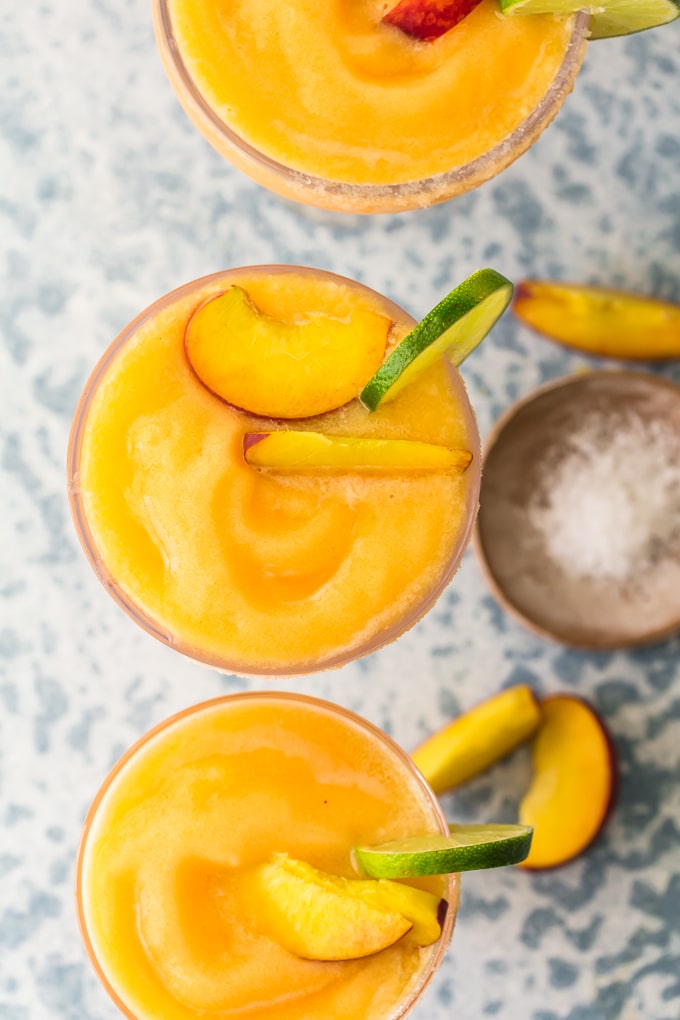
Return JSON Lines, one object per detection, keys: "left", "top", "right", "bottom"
{"left": 474, "top": 371, "right": 680, "bottom": 650}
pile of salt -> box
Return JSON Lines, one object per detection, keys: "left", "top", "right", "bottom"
{"left": 528, "top": 410, "right": 680, "bottom": 583}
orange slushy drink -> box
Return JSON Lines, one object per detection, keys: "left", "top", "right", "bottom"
{"left": 76, "top": 693, "right": 456, "bottom": 1020}
{"left": 68, "top": 266, "right": 480, "bottom": 676}
{"left": 152, "top": 0, "right": 589, "bottom": 211}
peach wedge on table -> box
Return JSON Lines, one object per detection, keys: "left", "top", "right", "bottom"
{"left": 244, "top": 431, "right": 473, "bottom": 472}
{"left": 185, "top": 286, "right": 390, "bottom": 419}
{"left": 412, "top": 685, "right": 541, "bottom": 795}
{"left": 248, "top": 855, "right": 443, "bottom": 960}
{"left": 518, "top": 695, "right": 617, "bottom": 870}
{"left": 513, "top": 280, "right": 680, "bottom": 360}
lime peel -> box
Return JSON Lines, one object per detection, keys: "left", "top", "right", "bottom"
{"left": 353, "top": 823, "right": 534, "bottom": 878}
{"left": 359, "top": 268, "right": 513, "bottom": 412}
{"left": 499, "top": 0, "right": 680, "bottom": 40}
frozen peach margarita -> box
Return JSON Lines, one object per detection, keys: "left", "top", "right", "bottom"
{"left": 152, "top": 0, "right": 589, "bottom": 210}
{"left": 76, "top": 693, "right": 456, "bottom": 1020}
{"left": 68, "top": 266, "right": 483, "bottom": 675}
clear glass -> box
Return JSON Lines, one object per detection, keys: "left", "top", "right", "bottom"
{"left": 75, "top": 691, "right": 458, "bottom": 1020}
{"left": 67, "top": 266, "right": 481, "bottom": 676}
{"left": 152, "top": 1, "right": 590, "bottom": 214}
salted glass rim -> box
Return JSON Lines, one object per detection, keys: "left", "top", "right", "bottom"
{"left": 67, "top": 265, "right": 482, "bottom": 677}
{"left": 75, "top": 691, "right": 459, "bottom": 1020}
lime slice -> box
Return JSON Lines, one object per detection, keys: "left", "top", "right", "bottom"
{"left": 499, "top": 0, "right": 680, "bottom": 40}
{"left": 359, "top": 269, "right": 513, "bottom": 412}
{"left": 353, "top": 823, "right": 534, "bottom": 878}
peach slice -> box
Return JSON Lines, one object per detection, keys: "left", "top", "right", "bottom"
{"left": 518, "top": 695, "right": 617, "bottom": 869}
{"left": 185, "top": 286, "right": 390, "bottom": 419}
{"left": 412, "top": 686, "right": 541, "bottom": 795}
{"left": 249, "top": 855, "right": 443, "bottom": 960}
{"left": 244, "top": 431, "right": 473, "bottom": 471}
{"left": 513, "top": 280, "right": 680, "bottom": 360}
{"left": 383, "top": 0, "right": 483, "bottom": 40}
{"left": 355, "top": 878, "right": 445, "bottom": 946}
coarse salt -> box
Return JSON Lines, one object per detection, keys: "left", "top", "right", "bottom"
{"left": 528, "top": 410, "right": 680, "bottom": 583}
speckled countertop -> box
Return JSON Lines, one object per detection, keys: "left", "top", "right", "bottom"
{"left": 2, "top": 5, "right": 680, "bottom": 1019}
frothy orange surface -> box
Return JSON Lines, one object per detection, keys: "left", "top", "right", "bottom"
{"left": 79, "top": 696, "right": 453, "bottom": 1020}
{"left": 165, "top": 0, "right": 575, "bottom": 184}
{"left": 76, "top": 269, "right": 475, "bottom": 673}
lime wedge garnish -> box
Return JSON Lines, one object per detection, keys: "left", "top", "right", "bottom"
{"left": 499, "top": 0, "right": 679, "bottom": 40}
{"left": 359, "top": 268, "right": 513, "bottom": 412}
{"left": 353, "top": 823, "right": 534, "bottom": 877}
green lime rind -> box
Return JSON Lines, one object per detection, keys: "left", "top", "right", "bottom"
{"left": 353, "top": 823, "right": 534, "bottom": 878}
{"left": 359, "top": 269, "right": 513, "bottom": 412}
{"left": 499, "top": 0, "right": 679, "bottom": 40}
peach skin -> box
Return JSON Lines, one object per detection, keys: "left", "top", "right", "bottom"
{"left": 383, "top": 0, "right": 484, "bottom": 40}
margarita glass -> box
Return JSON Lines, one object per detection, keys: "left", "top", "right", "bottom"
{"left": 76, "top": 692, "right": 457, "bottom": 1020}
{"left": 68, "top": 266, "right": 481, "bottom": 676}
{"left": 152, "top": 0, "right": 589, "bottom": 213}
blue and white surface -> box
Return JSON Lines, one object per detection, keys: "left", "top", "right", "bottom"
{"left": 1, "top": 6, "right": 679, "bottom": 1018}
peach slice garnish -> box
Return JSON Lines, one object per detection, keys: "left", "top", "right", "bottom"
{"left": 185, "top": 286, "right": 390, "bottom": 419}
{"left": 513, "top": 280, "right": 680, "bottom": 360}
{"left": 244, "top": 431, "right": 473, "bottom": 471}
{"left": 412, "top": 686, "right": 541, "bottom": 795}
{"left": 354, "top": 876, "right": 445, "bottom": 946}
{"left": 518, "top": 695, "right": 617, "bottom": 869}
{"left": 249, "top": 855, "right": 443, "bottom": 960}
{"left": 383, "top": 0, "right": 483, "bottom": 41}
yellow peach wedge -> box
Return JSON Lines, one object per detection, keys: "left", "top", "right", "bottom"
{"left": 513, "top": 280, "right": 680, "bottom": 360}
{"left": 412, "top": 686, "right": 541, "bottom": 794}
{"left": 518, "top": 695, "right": 617, "bottom": 869}
{"left": 355, "top": 879, "right": 445, "bottom": 947}
{"left": 185, "top": 286, "right": 390, "bottom": 418}
{"left": 244, "top": 432, "right": 473, "bottom": 472}
{"left": 249, "top": 855, "right": 443, "bottom": 960}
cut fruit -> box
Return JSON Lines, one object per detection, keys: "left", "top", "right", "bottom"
{"left": 518, "top": 695, "right": 617, "bottom": 869}
{"left": 411, "top": 686, "right": 541, "bottom": 794}
{"left": 499, "top": 0, "right": 679, "bottom": 40}
{"left": 250, "top": 856, "right": 411, "bottom": 960}
{"left": 356, "top": 880, "right": 444, "bottom": 946}
{"left": 513, "top": 280, "right": 680, "bottom": 360}
{"left": 249, "top": 855, "right": 443, "bottom": 960}
{"left": 244, "top": 431, "right": 472, "bottom": 472}
{"left": 359, "top": 269, "right": 513, "bottom": 412}
{"left": 185, "top": 286, "right": 390, "bottom": 419}
{"left": 383, "top": 0, "right": 483, "bottom": 41}
{"left": 353, "top": 823, "right": 533, "bottom": 878}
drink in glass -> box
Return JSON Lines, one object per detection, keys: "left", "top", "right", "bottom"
{"left": 68, "top": 266, "right": 480, "bottom": 675}
{"left": 76, "top": 692, "right": 457, "bottom": 1020}
{"left": 152, "top": 0, "right": 589, "bottom": 212}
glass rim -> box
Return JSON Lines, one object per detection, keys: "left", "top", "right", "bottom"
{"left": 152, "top": 2, "right": 590, "bottom": 212}
{"left": 75, "top": 690, "right": 459, "bottom": 1020}
{"left": 67, "top": 264, "right": 482, "bottom": 677}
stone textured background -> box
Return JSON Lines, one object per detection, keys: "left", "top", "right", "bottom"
{"left": 1, "top": 4, "right": 679, "bottom": 1019}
